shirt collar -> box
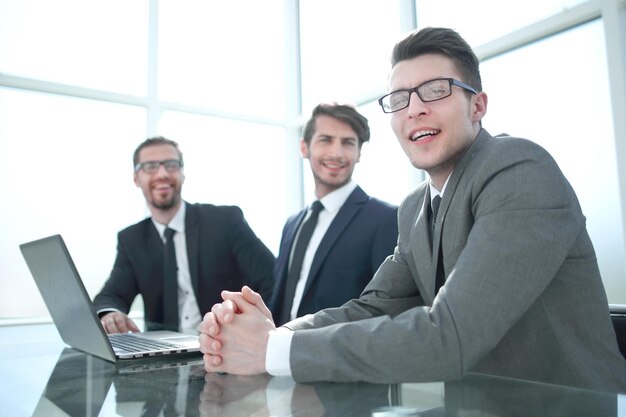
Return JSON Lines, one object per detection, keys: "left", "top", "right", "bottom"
{"left": 430, "top": 174, "right": 451, "bottom": 202}
{"left": 314, "top": 180, "right": 358, "bottom": 215}
{"left": 152, "top": 201, "right": 186, "bottom": 239}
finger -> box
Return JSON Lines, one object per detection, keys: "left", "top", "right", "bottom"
{"left": 199, "top": 333, "right": 210, "bottom": 353}
{"left": 221, "top": 291, "right": 253, "bottom": 314}
{"left": 199, "top": 333, "right": 223, "bottom": 354}
{"left": 114, "top": 318, "right": 130, "bottom": 333}
{"left": 111, "top": 313, "right": 133, "bottom": 333}
{"left": 101, "top": 314, "right": 120, "bottom": 334}
{"left": 210, "top": 302, "right": 234, "bottom": 326}
{"left": 223, "top": 287, "right": 270, "bottom": 319}
{"left": 126, "top": 318, "right": 140, "bottom": 333}
{"left": 200, "top": 312, "right": 220, "bottom": 336}
{"left": 220, "top": 290, "right": 243, "bottom": 302}
{"left": 203, "top": 353, "right": 224, "bottom": 372}
{"left": 241, "top": 286, "right": 273, "bottom": 320}
{"left": 213, "top": 299, "right": 237, "bottom": 324}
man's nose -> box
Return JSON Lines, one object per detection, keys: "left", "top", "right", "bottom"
{"left": 406, "top": 91, "right": 429, "bottom": 117}
{"left": 154, "top": 163, "right": 170, "bottom": 176}
{"left": 328, "top": 141, "right": 345, "bottom": 157}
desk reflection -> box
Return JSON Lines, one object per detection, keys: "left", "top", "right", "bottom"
{"left": 31, "top": 348, "right": 394, "bottom": 417}
{"left": 33, "top": 348, "right": 206, "bottom": 416}
{"left": 29, "top": 347, "right": 620, "bottom": 417}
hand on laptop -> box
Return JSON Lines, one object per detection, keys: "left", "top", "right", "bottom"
{"left": 100, "top": 311, "right": 140, "bottom": 334}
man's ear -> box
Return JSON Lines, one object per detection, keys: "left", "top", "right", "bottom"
{"left": 133, "top": 172, "right": 140, "bottom": 187}
{"left": 300, "top": 138, "right": 309, "bottom": 159}
{"left": 471, "top": 91, "right": 488, "bottom": 122}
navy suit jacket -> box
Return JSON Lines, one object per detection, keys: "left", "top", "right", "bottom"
{"left": 270, "top": 186, "right": 398, "bottom": 325}
{"left": 93, "top": 202, "right": 275, "bottom": 330}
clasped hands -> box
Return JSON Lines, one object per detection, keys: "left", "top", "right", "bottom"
{"left": 200, "top": 285, "right": 276, "bottom": 375}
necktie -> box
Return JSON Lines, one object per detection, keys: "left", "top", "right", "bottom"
{"left": 431, "top": 194, "right": 442, "bottom": 239}
{"left": 163, "top": 227, "right": 179, "bottom": 331}
{"left": 430, "top": 195, "right": 445, "bottom": 294}
{"left": 279, "top": 201, "right": 324, "bottom": 324}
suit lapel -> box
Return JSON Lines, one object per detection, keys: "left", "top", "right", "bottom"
{"left": 184, "top": 202, "right": 200, "bottom": 296}
{"left": 429, "top": 129, "right": 490, "bottom": 298}
{"left": 412, "top": 188, "right": 437, "bottom": 302}
{"left": 434, "top": 128, "right": 489, "bottom": 247}
{"left": 275, "top": 210, "right": 307, "bottom": 296}
{"left": 145, "top": 219, "right": 165, "bottom": 268}
{"left": 303, "top": 187, "right": 368, "bottom": 295}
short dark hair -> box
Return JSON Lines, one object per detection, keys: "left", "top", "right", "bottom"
{"left": 391, "top": 27, "right": 482, "bottom": 92}
{"left": 302, "top": 103, "right": 370, "bottom": 147}
{"left": 132, "top": 136, "right": 183, "bottom": 168}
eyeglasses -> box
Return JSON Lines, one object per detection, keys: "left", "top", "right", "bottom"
{"left": 134, "top": 159, "right": 184, "bottom": 174}
{"left": 378, "top": 78, "right": 477, "bottom": 113}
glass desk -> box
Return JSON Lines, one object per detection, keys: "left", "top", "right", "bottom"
{"left": 0, "top": 323, "right": 623, "bottom": 416}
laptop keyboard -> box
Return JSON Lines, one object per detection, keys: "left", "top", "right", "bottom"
{"left": 108, "top": 333, "right": 180, "bottom": 353}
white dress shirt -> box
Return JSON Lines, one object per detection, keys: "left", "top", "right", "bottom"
{"left": 152, "top": 202, "right": 203, "bottom": 335}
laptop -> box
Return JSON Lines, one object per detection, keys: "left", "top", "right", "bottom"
{"left": 19, "top": 234, "right": 201, "bottom": 363}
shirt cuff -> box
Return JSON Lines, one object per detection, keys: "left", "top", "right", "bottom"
{"left": 266, "top": 327, "right": 294, "bottom": 376}
{"left": 96, "top": 308, "right": 120, "bottom": 318}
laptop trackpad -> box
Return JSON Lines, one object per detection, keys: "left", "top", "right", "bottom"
{"left": 141, "top": 331, "right": 200, "bottom": 348}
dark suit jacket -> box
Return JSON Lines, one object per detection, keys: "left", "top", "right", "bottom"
{"left": 270, "top": 186, "right": 398, "bottom": 325}
{"left": 287, "top": 130, "right": 626, "bottom": 393}
{"left": 93, "top": 202, "right": 275, "bottom": 330}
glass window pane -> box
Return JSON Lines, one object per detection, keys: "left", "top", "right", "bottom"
{"left": 480, "top": 21, "right": 626, "bottom": 303}
{"left": 352, "top": 102, "right": 419, "bottom": 206}
{"left": 158, "top": 1, "right": 286, "bottom": 119}
{"left": 157, "top": 111, "right": 289, "bottom": 254}
{"left": 0, "top": 88, "right": 147, "bottom": 318}
{"left": 415, "top": 0, "right": 589, "bottom": 46}
{"left": 300, "top": 0, "right": 404, "bottom": 111}
{"left": 0, "top": 0, "right": 148, "bottom": 95}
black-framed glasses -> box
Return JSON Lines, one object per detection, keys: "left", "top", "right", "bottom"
{"left": 134, "top": 159, "right": 184, "bottom": 174}
{"left": 378, "top": 78, "right": 477, "bottom": 113}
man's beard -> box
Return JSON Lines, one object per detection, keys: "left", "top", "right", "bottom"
{"left": 152, "top": 194, "right": 180, "bottom": 210}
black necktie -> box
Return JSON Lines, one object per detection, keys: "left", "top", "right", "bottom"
{"left": 431, "top": 195, "right": 445, "bottom": 294}
{"left": 163, "top": 227, "right": 179, "bottom": 331}
{"left": 280, "top": 201, "right": 324, "bottom": 324}
{"left": 431, "top": 194, "right": 442, "bottom": 240}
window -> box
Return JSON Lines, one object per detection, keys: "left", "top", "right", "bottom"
{"left": 1, "top": 0, "right": 624, "bottom": 320}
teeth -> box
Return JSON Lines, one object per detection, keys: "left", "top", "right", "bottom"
{"left": 410, "top": 129, "right": 440, "bottom": 141}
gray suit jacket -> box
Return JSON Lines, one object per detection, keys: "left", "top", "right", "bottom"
{"left": 286, "top": 129, "right": 626, "bottom": 393}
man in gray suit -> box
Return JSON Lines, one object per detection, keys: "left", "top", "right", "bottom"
{"left": 198, "top": 27, "right": 626, "bottom": 393}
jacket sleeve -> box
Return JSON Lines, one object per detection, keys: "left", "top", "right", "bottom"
{"left": 370, "top": 203, "right": 399, "bottom": 271}
{"left": 226, "top": 207, "right": 276, "bottom": 302}
{"left": 92, "top": 234, "right": 140, "bottom": 315}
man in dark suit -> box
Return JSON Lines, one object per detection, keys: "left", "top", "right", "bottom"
{"left": 270, "top": 103, "right": 398, "bottom": 325}
{"left": 93, "top": 136, "right": 275, "bottom": 334}
{"left": 199, "top": 28, "right": 626, "bottom": 393}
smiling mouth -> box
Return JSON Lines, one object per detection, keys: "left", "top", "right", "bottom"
{"left": 322, "top": 161, "right": 345, "bottom": 170}
{"left": 153, "top": 182, "right": 172, "bottom": 192}
{"left": 410, "top": 129, "right": 441, "bottom": 142}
